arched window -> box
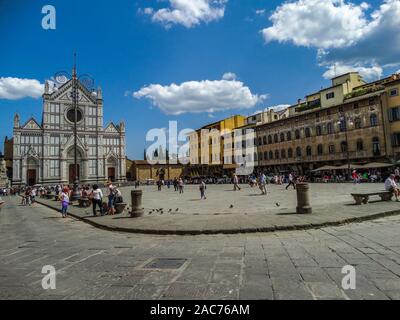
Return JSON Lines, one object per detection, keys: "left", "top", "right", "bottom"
{"left": 372, "top": 137, "right": 380, "bottom": 156}
{"left": 370, "top": 114, "right": 378, "bottom": 127}
{"left": 317, "top": 144, "right": 323, "bottom": 155}
{"left": 259, "top": 152, "right": 263, "bottom": 161}
{"left": 274, "top": 134, "right": 279, "bottom": 143}
{"left": 341, "top": 141, "right": 348, "bottom": 153}
{"left": 288, "top": 148, "right": 293, "bottom": 158}
{"left": 354, "top": 117, "right": 362, "bottom": 129}
{"left": 264, "top": 151, "right": 268, "bottom": 160}
{"left": 258, "top": 137, "right": 262, "bottom": 146}
{"left": 280, "top": 133, "right": 285, "bottom": 142}
{"left": 287, "top": 131, "right": 292, "bottom": 141}
{"left": 296, "top": 147, "right": 302, "bottom": 157}
{"left": 281, "top": 149, "right": 286, "bottom": 159}
{"left": 263, "top": 136, "right": 267, "bottom": 145}
{"left": 339, "top": 119, "right": 347, "bottom": 132}
{"left": 275, "top": 150, "right": 280, "bottom": 159}
{"left": 305, "top": 128, "right": 311, "bottom": 138}
{"left": 316, "top": 125, "right": 322, "bottom": 136}
{"left": 269, "top": 151, "right": 273, "bottom": 159}
{"left": 306, "top": 146, "right": 312, "bottom": 156}
{"left": 356, "top": 139, "right": 364, "bottom": 151}
{"left": 268, "top": 135, "right": 273, "bottom": 144}
{"left": 327, "top": 122, "right": 333, "bottom": 134}
{"left": 329, "top": 144, "right": 335, "bottom": 154}
{"left": 254, "top": 152, "right": 258, "bottom": 161}
{"left": 295, "top": 129, "right": 301, "bottom": 139}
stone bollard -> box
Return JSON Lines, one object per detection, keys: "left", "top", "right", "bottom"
{"left": 296, "top": 183, "right": 312, "bottom": 214}
{"left": 130, "top": 190, "right": 144, "bottom": 217}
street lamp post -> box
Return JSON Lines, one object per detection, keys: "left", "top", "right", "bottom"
{"left": 54, "top": 54, "right": 94, "bottom": 201}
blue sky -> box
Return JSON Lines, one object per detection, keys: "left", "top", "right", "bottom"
{"left": 1, "top": 0, "right": 399, "bottom": 159}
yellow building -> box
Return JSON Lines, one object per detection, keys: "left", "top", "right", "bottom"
{"left": 188, "top": 115, "right": 246, "bottom": 176}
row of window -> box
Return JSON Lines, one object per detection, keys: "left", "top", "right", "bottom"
{"left": 256, "top": 137, "right": 381, "bottom": 161}
{"left": 257, "top": 114, "right": 378, "bottom": 146}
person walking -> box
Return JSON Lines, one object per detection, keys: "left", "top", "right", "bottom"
{"left": 200, "top": 179, "right": 207, "bottom": 200}
{"left": 60, "top": 187, "right": 70, "bottom": 218}
{"left": 233, "top": 174, "right": 241, "bottom": 191}
{"left": 286, "top": 172, "right": 296, "bottom": 190}
{"left": 259, "top": 173, "right": 267, "bottom": 195}
{"left": 178, "top": 178, "right": 184, "bottom": 194}
{"left": 90, "top": 184, "right": 104, "bottom": 216}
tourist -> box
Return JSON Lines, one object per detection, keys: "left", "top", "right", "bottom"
{"left": 106, "top": 182, "right": 116, "bottom": 215}
{"left": 286, "top": 173, "right": 296, "bottom": 190}
{"left": 385, "top": 174, "right": 400, "bottom": 201}
{"left": 90, "top": 184, "right": 104, "bottom": 216}
{"left": 395, "top": 167, "right": 400, "bottom": 182}
{"left": 157, "top": 179, "right": 162, "bottom": 191}
{"left": 178, "top": 178, "right": 184, "bottom": 194}
{"left": 233, "top": 174, "right": 241, "bottom": 191}
{"left": 200, "top": 179, "right": 206, "bottom": 200}
{"left": 259, "top": 173, "right": 267, "bottom": 195}
{"left": 60, "top": 187, "right": 70, "bottom": 218}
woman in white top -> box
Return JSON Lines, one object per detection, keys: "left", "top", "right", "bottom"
{"left": 90, "top": 184, "right": 104, "bottom": 216}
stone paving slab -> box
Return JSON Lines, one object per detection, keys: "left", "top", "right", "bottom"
{"left": 34, "top": 183, "right": 400, "bottom": 235}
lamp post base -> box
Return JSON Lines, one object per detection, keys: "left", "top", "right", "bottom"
{"left": 70, "top": 180, "right": 81, "bottom": 202}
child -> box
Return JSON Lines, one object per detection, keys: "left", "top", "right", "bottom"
{"left": 60, "top": 187, "right": 70, "bottom": 218}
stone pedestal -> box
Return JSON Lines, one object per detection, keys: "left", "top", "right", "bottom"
{"left": 296, "top": 183, "right": 312, "bottom": 214}
{"left": 130, "top": 190, "right": 144, "bottom": 217}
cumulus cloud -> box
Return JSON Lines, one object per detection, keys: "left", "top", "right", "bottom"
{"left": 222, "top": 72, "right": 237, "bottom": 81}
{"left": 142, "top": 0, "right": 227, "bottom": 28}
{"left": 262, "top": 0, "right": 400, "bottom": 81}
{"left": 252, "top": 104, "right": 291, "bottom": 115}
{"left": 133, "top": 75, "right": 267, "bottom": 115}
{"left": 0, "top": 77, "right": 44, "bottom": 100}
{"left": 262, "top": 0, "right": 371, "bottom": 49}
{"left": 322, "top": 63, "right": 383, "bottom": 81}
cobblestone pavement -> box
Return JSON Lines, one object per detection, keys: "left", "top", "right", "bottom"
{"left": 2, "top": 196, "right": 400, "bottom": 300}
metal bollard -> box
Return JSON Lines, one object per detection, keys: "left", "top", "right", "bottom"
{"left": 130, "top": 190, "right": 144, "bottom": 217}
{"left": 296, "top": 183, "right": 312, "bottom": 214}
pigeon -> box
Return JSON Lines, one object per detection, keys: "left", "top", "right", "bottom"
{"left": 276, "top": 202, "right": 280, "bottom": 207}
{"left": 229, "top": 204, "right": 234, "bottom": 208}
{"left": 175, "top": 208, "right": 179, "bottom": 212}
{"left": 168, "top": 209, "right": 172, "bottom": 213}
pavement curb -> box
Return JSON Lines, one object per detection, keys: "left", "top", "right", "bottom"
{"left": 34, "top": 198, "right": 400, "bottom": 236}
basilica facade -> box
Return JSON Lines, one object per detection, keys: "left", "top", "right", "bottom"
{"left": 12, "top": 76, "right": 126, "bottom": 186}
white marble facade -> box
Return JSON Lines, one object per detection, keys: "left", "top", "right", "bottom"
{"left": 12, "top": 77, "right": 126, "bottom": 186}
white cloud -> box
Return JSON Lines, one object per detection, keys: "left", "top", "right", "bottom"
{"left": 222, "top": 72, "right": 236, "bottom": 81}
{"left": 266, "top": 104, "right": 291, "bottom": 112}
{"left": 0, "top": 77, "right": 43, "bottom": 100}
{"left": 133, "top": 75, "right": 267, "bottom": 115}
{"left": 262, "top": 0, "right": 371, "bottom": 49}
{"left": 323, "top": 63, "right": 383, "bottom": 81}
{"left": 262, "top": 0, "right": 400, "bottom": 80}
{"left": 143, "top": 0, "right": 227, "bottom": 28}
{"left": 255, "top": 9, "right": 266, "bottom": 16}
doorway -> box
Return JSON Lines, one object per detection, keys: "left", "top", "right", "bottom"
{"left": 108, "top": 167, "right": 116, "bottom": 182}
{"left": 27, "top": 169, "right": 36, "bottom": 186}
{"left": 69, "top": 164, "right": 80, "bottom": 183}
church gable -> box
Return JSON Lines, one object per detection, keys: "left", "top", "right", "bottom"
{"left": 104, "top": 123, "right": 119, "bottom": 133}
{"left": 50, "top": 79, "right": 97, "bottom": 104}
{"left": 22, "top": 118, "right": 41, "bottom": 130}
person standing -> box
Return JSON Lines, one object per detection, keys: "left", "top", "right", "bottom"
{"left": 90, "top": 184, "right": 104, "bottom": 216}
{"left": 233, "top": 174, "right": 241, "bottom": 191}
{"left": 200, "top": 179, "right": 207, "bottom": 200}
{"left": 106, "top": 182, "right": 116, "bottom": 215}
{"left": 395, "top": 167, "right": 400, "bottom": 182}
{"left": 60, "top": 187, "right": 70, "bottom": 218}
{"left": 286, "top": 173, "right": 296, "bottom": 190}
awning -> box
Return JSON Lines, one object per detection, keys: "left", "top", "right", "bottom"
{"left": 335, "top": 164, "right": 364, "bottom": 170}
{"left": 311, "top": 165, "right": 340, "bottom": 172}
{"left": 360, "top": 162, "right": 394, "bottom": 169}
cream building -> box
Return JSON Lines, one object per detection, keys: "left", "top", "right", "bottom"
{"left": 12, "top": 76, "right": 126, "bottom": 186}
